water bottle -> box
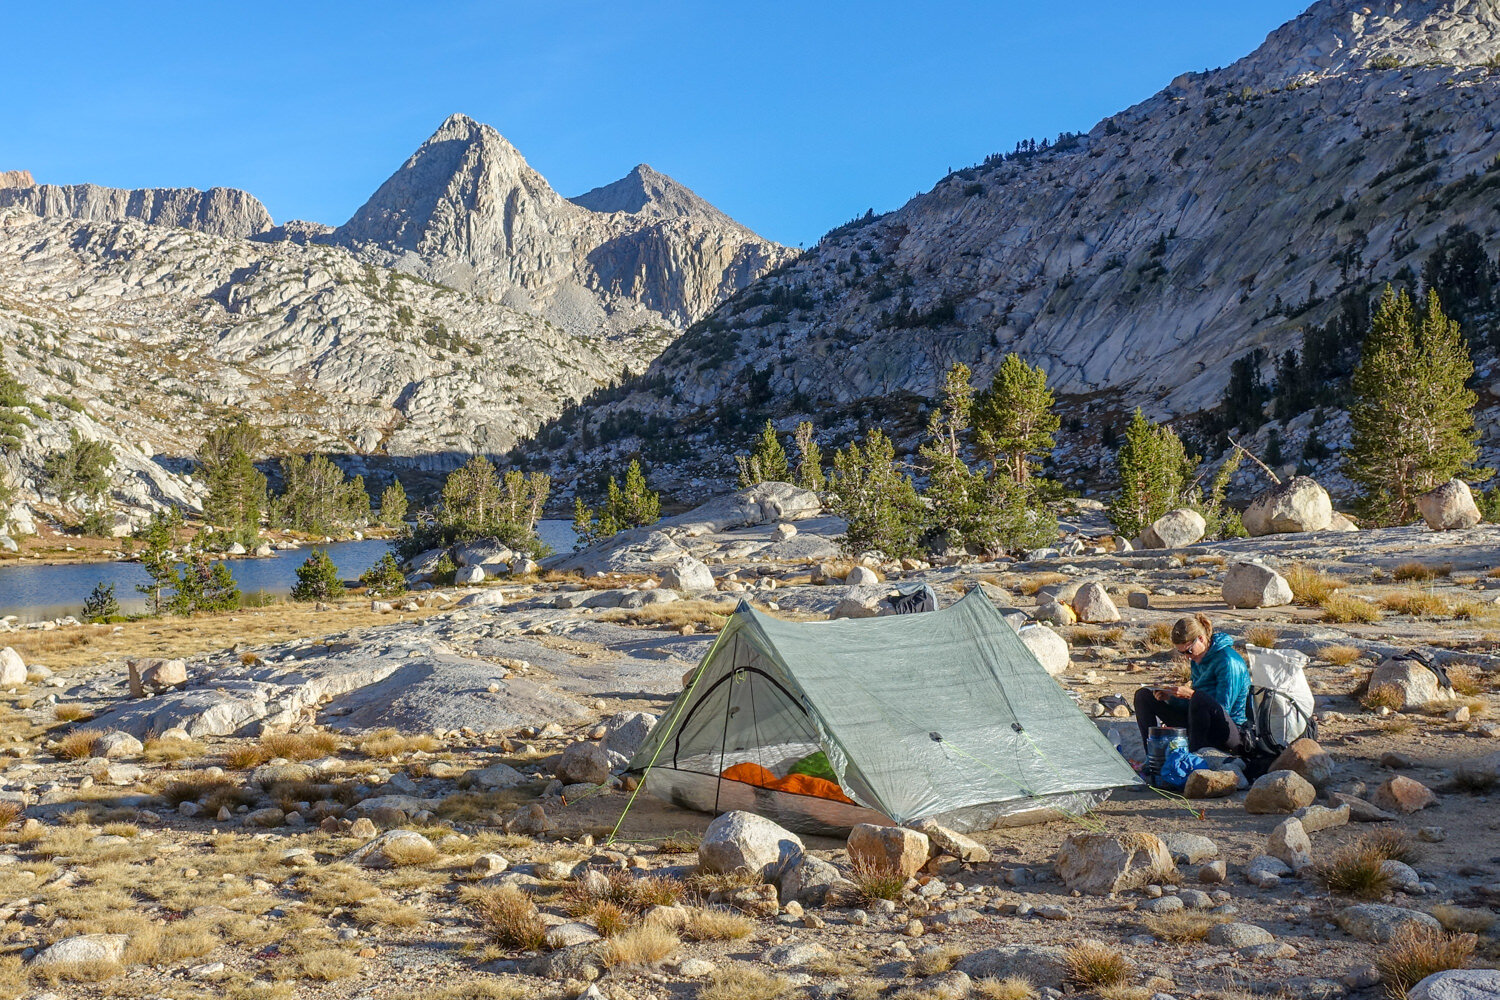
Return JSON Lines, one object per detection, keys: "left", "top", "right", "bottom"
{"left": 1107, "top": 726, "right": 1125, "bottom": 758}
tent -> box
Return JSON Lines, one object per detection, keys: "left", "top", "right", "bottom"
{"left": 626, "top": 588, "right": 1140, "bottom": 835}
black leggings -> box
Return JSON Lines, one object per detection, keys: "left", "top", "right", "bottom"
{"left": 1134, "top": 688, "right": 1242, "bottom": 755}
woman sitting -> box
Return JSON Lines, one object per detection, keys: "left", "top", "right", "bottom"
{"left": 1133, "top": 613, "right": 1249, "bottom": 754}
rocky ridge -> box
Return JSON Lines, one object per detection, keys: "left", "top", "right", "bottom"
{"left": 0, "top": 178, "right": 272, "bottom": 239}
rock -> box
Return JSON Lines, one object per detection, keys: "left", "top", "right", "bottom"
{"left": 467, "top": 763, "right": 529, "bottom": 789}
{"left": 1381, "top": 860, "right": 1422, "bottom": 893}
{"left": 1127, "top": 591, "right": 1151, "bottom": 609}
{"left": 699, "top": 811, "right": 803, "bottom": 879}
{"left": 762, "top": 942, "right": 832, "bottom": 968}
{"left": 1417, "top": 480, "right": 1483, "bottom": 531}
{"left": 1139, "top": 894, "right": 1184, "bottom": 915}
{"left": 847, "top": 824, "right": 930, "bottom": 879}
{"left": 1454, "top": 751, "right": 1500, "bottom": 789}
{"left": 1270, "top": 739, "right": 1334, "bottom": 790}
{"left": 503, "top": 803, "right": 552, "bottom": 836}
{"left": 910, "top": 820, "right": 991, "bottom": 863}
{"left": 776, "top": 855, "right": 852, "bottom": 907}
{"left": 1294, "top": 803, "right": 1350, "bottom": 833}
{"left": 1328, "top": 792, "right": 1397, "bottom": 823}
{"left": 1409, "top": 970, "right": 1500, "bottom": 1000}
{"left": 663, "top": 556, "right": 717, "bottom": 594}
{"left": 1032, "top": 600, "right": 1077, "bottom": 626}
{"left": 1198, "top": 860, "right": 1228, "bottom": 883}
{"left": 678, "top": 958, "right": 716, "bottom": 977}
{"left": 925, "top": 970, "right": 972, "bottom": 1000}
{"left": 1208, "top": 922, "right": 1275, "bottom": 948}
{"left": 556, "top": 742, "right": 611, "bottom": 786}
{"left": 0, "top": 647, "right": 26, "bottom": 687}
{"left": 1184, "top": 768, "right": 1239, "bottom": 799}
{"left": 845, "top": 566, "right": 879, "bottom": 586}
{"left": 1244, "top": 770, "right": 1316, "bottom": 813}
{"left": 831, "top": 593, "right": 882, "bottom": 619}
{"left": 599, "top": 712, "right": 657, "bottom": 759}
{"left": 1142, "top": 509, "right": 1207, "bottom": 549}
{"left": 1070, "top": 582, "right": 1120, "bottom": 623}
{"left": 510, "top": 558, "right": 539, "bottom": 576}
{"left": 1368, "top": 657, "right": 1455, "bottom": 711}
{"left": 127, "top": 657, "right": 188, "bottom": 697}
{"left": 348, "top": 817, "right": 379, "bottom": 838}
{"left": 1222, "top": 560, "right": 1294, "bottom": 609}
{"left": 1371, "top": 775, "right": 1436, "bottom": 814}
{"left": 347, "top": 830, "right": 436, "bottom": 868}
{"left": 244, "top": 807, "right": 285, "bottom": 828}
{"left": 456, "top": 565, "right": 485, "bottom": 585}
{"left": 1246, "top": 854, "right": 1292, "bottom": 888}
{"left": 1054, "top": 832, "right": 1174, "bottom": 895}
{"left": 1336, "top": 904, "right": 1441, "bottom": 943}
{"left": 773, "top": 522, "right": 797, "bottom": 541}
{"left": 547, "top": 922, "right": 602, "bottom": 949}
{"left": 954, "top": 946, "right": 1068, "bottom": 989}
{"left": 1243, "top": 476, "right": 1333, "bottom": 536}
{"left": 714, "top": 882, "right": 779, "bottom": 917}
{"left": 1266, "top": 818, "right": 1313, "bottom": 870}
{"left": 280, "top": 848, "right": 316, "bottom": 868}
{"left": 472, "top": 854, "right": 508, "bottom": 875}
{"left": 94, "top": 731, "right": 143, "bottom": 759}
{"left": 1160, "top": 832, "right": 1219, "bottom": 865}
{"left": 31, "top": 933, "right": 128, "bottom": 966}
{"left": 1017, "top": 624, "right": 1069, "bottom": 676}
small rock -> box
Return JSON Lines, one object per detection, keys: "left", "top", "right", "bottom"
{"left": 1245, "top": 770, "right": 1316, "bottom": 814}
{"left": 1184, "top": 769, "right": 1239, "bottom": 799}
{"left": 1371, "top": 775, "right": 1436, "bottom": 815}
{"left": 1161, "top": 832, "right": 1218, "bottom": 864}
{"left": 1054, "top": 832, "right": 1174, "bottom": 895}
{"left": 1198, "top": 860, "right": 1228, "bottom": 884}
{"left": 1207, "top": 922, "right": 1274, "bottom": 949}
{"left": 1266, "top": 818, "right": 1313, "bottom": 871}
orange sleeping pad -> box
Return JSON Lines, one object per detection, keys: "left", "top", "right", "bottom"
{"left": 719, "top": 761, "right": 857, "bottom": 804}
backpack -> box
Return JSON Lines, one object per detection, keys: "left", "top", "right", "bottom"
{"left": 1241, "top": 644, "right": 1317, "bottom": 758}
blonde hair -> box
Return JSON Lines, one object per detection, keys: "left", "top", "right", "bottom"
{"left": 1170, "top": 613, "right": 1213, "bottom": 647}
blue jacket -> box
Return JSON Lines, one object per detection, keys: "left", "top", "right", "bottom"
{"left": 1192, "top": 632, "right": 1250, "bottom": 726}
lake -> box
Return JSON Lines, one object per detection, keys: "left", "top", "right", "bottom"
{"left": 0, "top": 520, "right": 577, "bottom": 623}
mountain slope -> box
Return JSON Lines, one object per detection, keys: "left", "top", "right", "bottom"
{"left": 519, "top": 0, "right": 1500, "bottom": 495}
{"left": 0, "top": 177, "right": 272, "bottom": 239}
{"left": 332, "top": 114, "right": 794, "bottom": 333}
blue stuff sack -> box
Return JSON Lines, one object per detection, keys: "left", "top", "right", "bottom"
{"left": 1157, "top": 747, "right": 1208, "bottom": 790}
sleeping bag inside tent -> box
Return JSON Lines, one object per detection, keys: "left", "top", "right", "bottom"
{"left": 625, "top": 588, "right": 1139, "bottom": 835}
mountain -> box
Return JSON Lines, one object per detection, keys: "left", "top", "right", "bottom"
{"left": 0, "top": 175, "right": 272, "bottom": 239}
{"left": 331, "top": 114, "right": 793, "bottom": 333}
{"left": 516, "top": 0, "right": 1500, "bottom": 498}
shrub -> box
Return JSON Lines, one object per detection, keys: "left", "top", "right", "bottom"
{"left": 1063, "top": 942, "right": 1130, "bottom": 989}
{"left": 1317, "top": 844, "right": 1394, "bottom": 898}
{"left": 80, "top": 581, "right": 121, "bottom": 623}
{"left": 1321, "top": 593, "right": 1383, "bottom": 623}
{"left": 1141, "top": 911, "right": 1229, "bottom": 942}
{"left": 359, "top": 552, "right": 407, "bottom": 597}
{"left": 698, "top": 966, "right": 794, "bottom": 1000}
{"left": 1376, "top": 925, "right": 1476, "bottom": 997}
{"left": 291, "top": 548, "right": 345, "bottom": 602}
{"left": 847, "top": 855, "right": 907, "bottom": 904}
{"left": 463, "top": 885, "right": 546, "bottom": 950}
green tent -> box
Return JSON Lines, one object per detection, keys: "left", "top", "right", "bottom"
{"left": 627, "top": 588, "right": 1140, "bottom": 835}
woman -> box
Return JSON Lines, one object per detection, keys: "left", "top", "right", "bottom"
{"left": 1134, "top": 613, "right": 1249, "bottom": 754}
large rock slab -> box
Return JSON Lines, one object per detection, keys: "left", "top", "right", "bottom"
{"left": 1409, "top": 970, "right": 1500, "bottom": 1000}
{"left": 1417, "top": 480, "right": 1482, "bottom": 531}
{"left": 1336, "top": 903, "right": 1440, "bottom": 943}
{"left": 847, "top": 824, "right": 929, "bottom": 878}
{"left": 1222, "top": 560, "right": 1293, "bottom": 608}
{"left": 1243, "top": 476, "right": 1333, "bottom": 536}
{"left": 1142, "top": 509, "right": 1206, "bottom": 549}
{"left": 698, "top": 811, "right": 803, "bottom": 879}
{"left": 1054, "top": 832, "right": 1173, "bottom": 894}
{"left": 910, "top": 819, "right": 991, "bottom": 863}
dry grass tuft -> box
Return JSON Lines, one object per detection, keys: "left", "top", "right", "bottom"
{"left": 847, "top": 855, "right": 908, "bottom": 904}
{"left": 682, "top": 906, "right": 754, "bottom": 941}
{"left": 54, "top": 728, "right": 103, "bottom": 761}
{"left": 1141, "top": 911, "right": 1230, "bottom": 942}
{"left": 358, "top": 729, "right": 439, "bottom": 757}
{"left": 1144, "top": 622, "right": 1174, "bottom": 650}
{"left": 1393, "top": 562, "right": 1449, "bottom": 582}
{"left": 1449, "top": 599, "right": 1495, "bottom": 621}
{"left": 698, "top": 965, "right": 795, "bottom": 1000}
{"left": 599, "top": 923, "right": 679, "bottom": 968}
{"left": 683, "top": 868, "right": 764, "bottom": 899}
{"left": 599, "top": 598, "right": 741, "bottom": 632}
{"left": 270, "top": 947, "right": 363, "bottom": 982}
{"left": 1431, "top": 904, "right": 1496, "bottom": 934}
{"left": 1286, "top": 563, "right": 1346, "bottom": 604}
{"left": 53, "top": 704, "right": 92, "bottom": 723}
{"left": 379, "top": 837, "right": 438, "bottom": 867}
{"left": 462, "top": 885, "right": 547, "bottom": 950}
{"left": 261, "top": 731, "right": 341, "bottom": 760}
{"left": 224, "top": 744, "right": 270, "bottom": 770}
{"left": 1381, "top": 591, "right": 1452, "bottom": 618}
{"left": 1016, "top": 572, "right": 1070, "bottom": 597}
{"left": 1063, "top": 942, "right": 1131, "bottom": 989}
{"left": 1321, "top": 593, "right": 1383, "bottom": 624}
{"left": 1376, "top": 924, "right": 1476, "bottom": 997}
{"left": 1362, "top": 684, "right": 1406, "bottom": 712}
{"left": 142, "top": 735, "right": 206, "bottom": 762}
{"left": 655, "top": 831, "right": 700, "bottom": 854}
{"left": 1245, "top": 625, "right": 1279, "bottom": 649}
{"left": 0, "top": 800, "right": 21, "bottom": 828}
{"left": 910, "top": 945, "right": 965, "bottom": 976}
{"left": 1448, "top": 664, "right": 1485, "bottom": 697}
{"left": 1360, "top": 827, "right": 1425, "bottom": 864}
{"left": 28, "top": 957, "right": 122, "bottom": 985}
{"left": 974, "top": 978, "right": 1038, "bottom": 1000}
{"left": 1318, "top": 644, "right": 1364, "bottom": 666}
{"left": 1317, "top": 844, "right": 1394, "bottom": 898}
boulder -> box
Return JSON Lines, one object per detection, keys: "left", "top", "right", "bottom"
{"left": 910, "top": 819, "right": 991, "bottom": 863}
{"left": 0, "top": 647, "right": 26, "bottom": 687}
{"left": 1242, "top": 476, "right": 1333, "bottom": 536}
{"left": 1409, "top": 970, "right": 1500, "bottom": 1000}
{"left": 1371, "top": 775, "right": 1436, "bottom": 814}
{"left": 31, "top": 933, "right": 128, "bottom": 966}
{"left": 845, "top": 565, "right": 879, "bottom": 586}
{"left": 1142, "top": 509, "right": 1206, "bottom": 549}
{"left": 1245, "top": 770, "right": 1316, "bottom": 813}
{"left": 1368, "top": 657, "right": 1454, "bottom": 710}
{"left": 698, "top": 811, "right": 803, "bottom": 879}
{"left": 1336, "top": 903, "right": 1440, "bottom": 943}
{"left": 1207, "top": 922, "right": 1275, "bottom": 949}
{"left": 453, "top": 539, "right": 515, "bottom": 567}
{"left": 1417, "top": 480, "right": 1482, "bottom": 531}
{"left": 1328, "top": 512, "right": 1359, "bottom": 531}
{"left": 663, "top": 556, "right": 716, "bottom": 594}
{"left": 466, "top": 763, "right": 529, "bottom": 789}
{"left": 1184, "top": 768, "right": 1239, "bottom": 799}
{"left": 456, "top": 565, "right": 485, "bottom": 585}
{"left": 1266, "top": 817, "right": 1313, "bottom": 870}
{"left": 1294, "top": 803, "right": 1350, "bottom": 833}
{"left": 1221, "top": 560, "right": 1294, "bottom": 609}
{"left": 1018, "top": 625, "right": 1069, "bottom": 677}
{"left": 775, "top": 854, "right": 852, "bottom": 906}
{"left": 1454, "top": 751, "right": 1500, "bottom": 789}
{"left": 773, "top": 522, "right": 797, "bottom": 541}
{"left": 555, "top": 741, "right": 612, "bottom": 786}
{"left": 1032, "top": 600, "right": 1076, "bottom": 626}
{"left": 347, "top": 830, "right": 436, "bottom": 868}
{"left": 127, "top": 657, "right": 188, "bottom": 697}
{"left": 831, "top": 592, "right": 883, "bottom": 620}
{"left": 1070, "top": 582, "right": 1120, "bottom": 623}
{"left": 1160, "top": 832, "right": 1219, "bottom": 864}
{"left": 510, "top": 557, "right": 539, "bottom": 576}
{"left": 954, "top": 946, "right": 1069, "bottom": 989}
{"left": 847, "top": 824, "right": 930, "bottom": 878}
{"left": 599, "top": 712, "right": 657, "bottom": 759}
{"left": 95, "top": 731, "right": 144, "bottom": 759}
{"left": 1054, "top": 832, "right": 1174, "bottom": 895}
{"left": 1270, "top": 738, "right": 1335, "bottom": 790}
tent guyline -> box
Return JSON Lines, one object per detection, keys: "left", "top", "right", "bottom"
{"left": 618, "top": 588, "right": 1141, "bottom": 836}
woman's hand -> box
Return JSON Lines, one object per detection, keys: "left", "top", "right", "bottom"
{"left": 1153, "top": 684, "right": 1193, "bottom": 700}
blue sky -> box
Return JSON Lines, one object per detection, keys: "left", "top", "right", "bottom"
{"left": 3, "top": 2, "right": 1310, "bottom": 247}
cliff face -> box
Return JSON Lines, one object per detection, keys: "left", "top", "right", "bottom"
{"left": 519, "top": 0, "right": 1500, "bottom": 495}
{"left": 0, "top": 180, "right": 273, "bottom": 239}
{"left": 332, "top": 114, "right": 794, "bottom": 333}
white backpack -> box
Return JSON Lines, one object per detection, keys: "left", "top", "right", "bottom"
{"left": 1242, "top": 644, "right": 1317, "bottom": 756}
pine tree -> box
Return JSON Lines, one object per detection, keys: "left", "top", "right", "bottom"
{"left": 1345, "top": 286, "right": 1486, "bottom": 525}
{"left": 572, "top": 496, "right": 597, "bottom": 548}
{"left": 134, "top": 512, "right": 180, "bottom": 616}
{"left": 176, "top": 558, "right": 240, "bottom": 613}
{"left": 828, "top": 429, "right": 924, "bottom": 558}
{"left": 919, "top": 364, "right": 983, "bottom": 547}
{"left": 81, "top": 581, "right": 120, "bottom": 623}
{"left": 736, "top": 420, "right": 791, "bottom": 487}
{"left": 620, "top": 460, "right": 659, "bottom": 527}
{"left": 203, "top": 447, "right": 265, "bottom": 547}
{"left": 197, "top": 418, "right": 262, "bottom": 474}
{"left": 440, "top": 455, "right": 503, "bottom": 534}
{"left": 43, "top": 431, "right": 115, "bottom": 505}
{"left": 276, "top": 455, "right": 363, "bottom": 534}
{"left": 974, "top": 354, "right": 1060, "bottom": 484}
{"left": 1110, "top": 409, "right": 1194, "bottom": 537}
{"left": 291, "top": 548, "right": 345, "bottom": 602}
{"left": 792, "top": 421, "right": 825, "bottom": 492}
{"left": 379, "top": 479, "right": 408, "bottom": 526}
{"left": 359, "top": 552, "right": 407, "bottom": 597}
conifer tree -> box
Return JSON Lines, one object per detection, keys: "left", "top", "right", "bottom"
{"left": 616, "top": 460, "right": 660, "bottom": 528}
{"left": 974, "top": 354, "right": 1060, "bottom": 484}
{"left": 43, "top": 431, "right": 114, "bottom": 505}
{"left": 572, "top": 496, "right": 597, "bottom": 548}
{"left": 203, "top": 447, "right": 265, "bottom": 547}
{"left": 792, "top": 421, "right": 825, "bottom": 492}
{"left": 1110, "top": 408, "right": 1194, "bottom": 537}
{"left": 81, "top": 582, "right": 120, "bottom": 624}
{"left": 1345, "top": 286, "right": 1486, "bottom": 524}
{"left": 291, "top": 548, "right": 345, "bottom": 602}
{"left": 919, "top": 364, "right": 983, "bottom": 547}
{"left": 439, "top": 455, "right": 503, "bottom": 533}
{"left": 736, "top": 420, "right": 791, "bottom": 486}
{"left": 135, "top": 511, "right": 180, "bottom": 616}
{"left": 828, "top": 429, "right": 924, "bottom": 558}
{"left": 359, "top": 552, "right": 407, "bottom": 597}
{"left": 379, "top": 479, "right": 408, "bottom": 526}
